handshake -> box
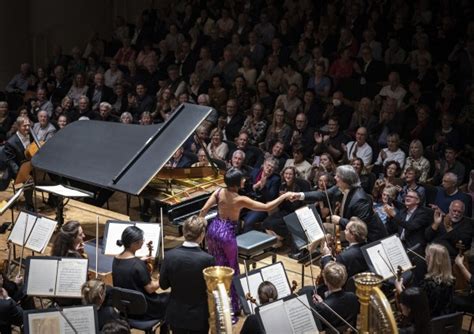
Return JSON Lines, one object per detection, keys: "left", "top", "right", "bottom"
{"left": 281, "top": 192, "right": 303, "bottom": 202}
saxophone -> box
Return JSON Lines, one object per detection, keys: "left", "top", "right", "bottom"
{"left": 203, "top": 266, "right": 234, "bottom": 334}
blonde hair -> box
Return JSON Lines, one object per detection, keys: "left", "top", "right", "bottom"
{"left": 425, "top": 244, "right": 454, "bottom": 284}
{"left": 81, "top": 279, "right": 106, "bottom": 306}
{"left": 383, "top": 185, "right": 398, "bottom": 200}
{"left": 183, "top": 215, "right": 207, "bottom": 242}
{"left": 347, "top": 217, "right": 368, "bottom": 243}
{"left": 323, "top": 262, "right": 347, "bottom": 289}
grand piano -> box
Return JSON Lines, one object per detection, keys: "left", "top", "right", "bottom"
{"left": 32, "top": 104, "right": 224, "bottom": 235}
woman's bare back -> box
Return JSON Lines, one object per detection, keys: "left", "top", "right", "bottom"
{"left": 216, "top": 188, "right": 245, "bottom": 221}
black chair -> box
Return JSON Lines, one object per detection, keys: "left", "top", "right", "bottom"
{"left": 430, "top": 312, "right": 463, "bottom": 334}
{"left": 110, "top": 287, "right": 163, "bottom": 334}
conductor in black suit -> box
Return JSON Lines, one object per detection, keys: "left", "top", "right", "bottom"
{"left": 4, "top": 116, "right": 34, "bottom": 210}
{"left": 384, "top": 189, "right": 432, "bottom": 252}
{"left": 290, "top": 165, "right": 387, "bottom": 242}
{"left": 320, "top": 217, "right": 368, "bottom": 278}
{"left": 159, "top": 216, "right": 215, "bottom": 334}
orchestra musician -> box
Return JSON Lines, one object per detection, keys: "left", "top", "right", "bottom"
{"left": 310, "top": 262, "right": 359, "bottom": 331}
{"left": 50, "top": 220, "right": 86, "bottom": 258}
{"left": 4, "top": 115, "right": 34, "bottom": 211}
{"left": 240, "top": 281, "right": 277, "bottom": 334}
{"left": 0, "top": 274, "right": 23, "bottom": 334}
{"left": 112, "top": 226, "right": 169, "bottom": 321}
{"left": 397, "top": 287, "right": 431, "bottom": 334}
{"left": 453, "top": 253, "right": 474, "bottom": 314}
{"left": 159, "top": 216, "right": 215, "bottom": 334}
{"left": 81, "top": 279, "right": 120, "bottom": 331}
{"left": 289, "top": 164, "right": 387, "bottom": 242}
{"left": 320, "top": 217, "right": 369, "bottom": 278}
{"left": 199, "top": 167, "right": 292, "bottom": 321}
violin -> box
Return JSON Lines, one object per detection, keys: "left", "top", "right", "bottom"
{"left": 146, "top": 241, "right": 155, "bottom": 274}
{"left": 245, "top": 292, "right": 257, "bottom": 304}
{"left": 332, "top": 202, "right": 342, "bottom": 255}
{"left": 453, "top": 240, "right": 470, "bottom": 291}
{"left": 291, "top": 280, "right": 298, "bottom": 293}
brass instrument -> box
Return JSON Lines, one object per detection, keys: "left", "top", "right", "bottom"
{"left": 354, "top": 272, "right": 398, "bottom": 334}
{"left": 203, "top": 266, "right": 234, "bottom": 334}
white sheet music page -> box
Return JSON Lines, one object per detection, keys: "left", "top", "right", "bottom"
{"left": 239, "top": 272, "right": 263, "bottom": 312}
{"left": 259, "top": 300, "right": 293, "bottom": 334}
{"left": 26, "top": 217, "right": 57, "bottom": 253}
{"left": 0, "top": 188, "right": 23, "bottom": 215}
{"left": 260, "top": 263, "right": 291, "bottom": 298}
{"left": 104, "top": 222, "right": 133, "bottom": 255}
{"left": 380, "top": 235, "right": 412, "bottom": 272}
{"left": 285, "top": 295, "right": 319, "bottom": 334}
{"left": 36, "top": 184, "right": 92, "bottom": 198}
{"left": 55, "top": 258, "right": 88, "bottom": 297}
{"left": 28, "top": 312, "right": 61, "bottom": 334}
{"left": 27, "top": 259, "right": 58, "bottom": 296}
{"left": 62, "top": 306, "right": 96, "bottom": 334}
{"left": 8, "top": 211, "right": 35, "bottom": 246}
{"left": 365, "top": 243, "right": 393, "bottom": 280}
{"left": 135, "top": 223, "right": 161, "bottom": 257}
{"left": 295, "top": 206, "right": 324, "bottom": 243}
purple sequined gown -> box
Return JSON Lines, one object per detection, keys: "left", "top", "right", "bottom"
{"left": 206, "top": 216, "right": 240, "bottom": 314}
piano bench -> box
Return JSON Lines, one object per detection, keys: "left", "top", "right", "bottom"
{"left": 237, "top": 231, "right": 277, "bottom": 272}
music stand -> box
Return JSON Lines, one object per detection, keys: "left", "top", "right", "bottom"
{"left": 35, "top": 184, "right": 93, "bottom": 227}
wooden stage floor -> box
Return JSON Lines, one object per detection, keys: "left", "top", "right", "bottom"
{"left": 0, "top": 187, "right": 321, "bottom": 333}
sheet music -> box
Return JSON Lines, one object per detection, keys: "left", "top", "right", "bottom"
{"left": 36, "top": 185, "right": 92, "bottom": 198}
{"left": 285, "top": 296, "right": 319, "bottom": 334}
{"left": 239, "top": 273, "right": 263, "bottom": 312}
{"left": 261, "top": 263, "right": 291, "bottom": 298}
{"left": 295, "top": 206, "right": 324, "bottom": 243}
{"left": 27, "top": 259, "right": 58, "bottom": 296}
{"left": 55, "top": 258, "right": 88, "bottom": 298}
{"left": 27, "top": 306, "right": 96, "bottom": 334}
{"left": 8, "top": 211, "right": 35, "bottom": 246}
{"left": 0, "top": 188, "right": 23, "bottom": 215}
{"left": 365, "top": 243, "right": 393, "bottom": 280}
{"left": 135, "top": 223, "right": 161, "bottom": 257}
{"left": 104, "top": 222, "right": 133, "bottom": 255}
{"left": 28, "top": 312, "right": 62, "bottom": 334}
{"left": 259, "top": 300, "right": 293, "bottom": 334}
{"left": 380, "top": 235, "right": 412, "bottom": 272}
{"left": 62, "top": 306, "right": 96, "bottom": 333}
{"left": 25, "top": 217, "right": 57, "bottom": 253}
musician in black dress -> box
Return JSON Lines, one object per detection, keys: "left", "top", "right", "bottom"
{"left": 112, "top": 226, "right": 169, "bottom": 320}
{"left": 240, "top": 281, "right": 277, "bottom": 334}
{"left": 50, "top": 221, "right": 86, "bottom": 258}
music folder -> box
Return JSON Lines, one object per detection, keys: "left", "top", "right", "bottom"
{"left": 283, "top": 204, "right": 325, "bottom": 250}
{"left": 24, "top": 305, "right": 98, "bottom": 334}
{"left": 103, "top": 220, "right": 161, "bottom": 257}
{"left": 361, "top": 234, "right": 414, "bottom": 280}
{"left": 234, "top": 262, "right": 292, "bottom": 315}
{"left": 256, "top": 292, "right": 320, "bottom": 334}
{"left": 25, "top": 256, "right": 88, "bottom": 298}
{"left": 8, "top": 211, "right": 57, "bottom": 253}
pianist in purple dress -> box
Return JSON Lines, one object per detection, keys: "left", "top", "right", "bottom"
{"left": 199, "top": 167, "right": 291, "bottom": 319}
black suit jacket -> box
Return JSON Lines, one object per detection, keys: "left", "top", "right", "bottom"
{"left": 159, "top": 245, "right": 215, "bottom": 331}
{"left": 386, "top": 206, "right": 432, "bottom": 250}
{"left": 424, "top": 217, "right": 473, "bottom": 257}
{"left": 303, "top": 186, "right": 387, "bottom": 242}
{"left": 314, "top": 290, "right": 359, "bottom": 329}
{"left": 86, "top": 85, "right": 115, "bottom": 105}
{"left": 4, "top": 133, "right": 27, "bottom": 176}
{"left": 225, "top": 113, "right": 245, "bottom": 142}
{"left": 321, "top": 243, "right": 368, "bottom": 278}
{"left": 0, "top": 298, "right": 23, "bottom": 331}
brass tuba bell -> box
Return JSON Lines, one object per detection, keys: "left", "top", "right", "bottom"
{"left": 203, "top": 266, "right": 234, "bottom": 334}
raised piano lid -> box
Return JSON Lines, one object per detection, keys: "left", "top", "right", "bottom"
{"left": 31, "top": 103, "right": 213, "bottom": 196}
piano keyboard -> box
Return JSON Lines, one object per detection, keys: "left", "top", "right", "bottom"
{"left": 172, "top": 208, "right": 218, "bottom": 226}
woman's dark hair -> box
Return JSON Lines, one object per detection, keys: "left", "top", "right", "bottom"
{"left": 117, "top": 226, "right": 144, "bottom": 249}
{"left": 399, "top": 287, "right": 431, "bottom": 334}
{"left": 384, "top": 160, "right": 401, "bottom": 177}
{"left": 51, "top": 221, "right": 81, "bottom": 256}
{"left": 102, "top": 319, "right": 131, "bottom": 334}
{"left": 258, "top": 281, "right": 278, "bottom": 305}
{"left": 224, "top": 167, "right": 243, "bottom": 188}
